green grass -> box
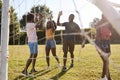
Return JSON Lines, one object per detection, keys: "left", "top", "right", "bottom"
{"left": 8, "top": 44, "right": 120, "bottom": 80}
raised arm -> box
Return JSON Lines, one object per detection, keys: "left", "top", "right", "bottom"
{"left": 57, "top": 11, "right": 62, "bottom": 26}
{"left": 35, "top": 13, "right": 44, "bottom": 29}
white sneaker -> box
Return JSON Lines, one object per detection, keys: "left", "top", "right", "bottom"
{"left": 100, "top": 77, "right": 107, "bottom": 80}
{"left": 57, "top": 63, "right": 61, "bottom": 68}
{"left": 45, "top": 66, "right": 51, "bottom": 70}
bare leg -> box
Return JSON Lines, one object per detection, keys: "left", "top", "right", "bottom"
{"left": 23, "top": 54, "right": 33, "bottom": 72}
{"left": 45, "top": 47, "right": 50, "bottom": 66}
{"left": 101, "top": 55, "right": 111, "bottom": 80}
{"left": 107, "top": 68, "right": 112, "bottom": 80}
{"left": 105, "top": 56, "right": 112, "bottom": 80}
{"left": 51, "top": 48, "right": 60, "bottom": 63}
{"left": 70, "top": 51, "right": 74, "bottom": 64}
{"left": 101, "top": 56, "right": 107, "bottom": 78}
{"left": 32, "top": 54, "right": 38, "bottom": 70}
{"left": 63, "top": 51, "right": 67, "bottom": 67}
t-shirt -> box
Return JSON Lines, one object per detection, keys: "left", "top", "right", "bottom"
{"left": 62, "top": 22, "right": 80, "bottom": 41}
{"left": 96, "top": 23, "right": 112, "bottom": 40}
{"left": 26, "top": 23, "right": 38, "bottom": 42}
{"left": 100, "top": 26, "right": 112, "bottom": 40}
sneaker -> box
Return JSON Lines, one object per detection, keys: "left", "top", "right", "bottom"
{"left": 29, "top": 69, "right": 38, "bottom": 74}
{"left": 100, "top": 77, "right": 107, "bottom": 80}
{"left": 70, "top": 64, "right": 74, "bottom": 68}
{"left": 57, "top": 63, "right": 61, "bottom": 68}
{"left": 45, "top": 66, "right": 51, "bottom": 70}
{"left": 62, "top": 66, "right": 67, "bottom": 71}
{"left": 22, "top": 70, "right": 28, "bottom": 76}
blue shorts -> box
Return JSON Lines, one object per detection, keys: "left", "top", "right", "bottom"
{"left": 28, "top": 42, "right": 38, "bottom": 54}
{"left": 46, "top": 39, "right": 56, "bottom": 48}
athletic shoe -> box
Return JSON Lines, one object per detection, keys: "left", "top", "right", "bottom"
{"left": 29, "top": 69, "right": 38, "bottom": 74}
{"left": 70, "top": 64, "right": 74, "bottom": 68}
{"left": 57, "top": 63, "right": 61, "bottom": 68}
{"left": 62, "top": 66, "right": 67, "bottom": 71}
{"left": 22, "top": 70, "right": 29, "bottom": 77}
{"left": 45, "top": 66, "right": 51, "bottom": 70}
{"left": 100, "top": 77, "right": 107, "bottom": 80}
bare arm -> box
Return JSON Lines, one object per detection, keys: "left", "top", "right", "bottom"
{"left": 35, "top": 13, "right": 44, "bottom": 29}
{"left": 57, "top": 11, "right": 63, "bottom": 26}
{"left": 81, "top": 35, "right": 86, "bottom": 48}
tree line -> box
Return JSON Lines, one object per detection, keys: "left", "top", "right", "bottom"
{"left": 0, "top": 0, "right": 119, "bottom": 45}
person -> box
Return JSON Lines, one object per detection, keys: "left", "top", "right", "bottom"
{"left": 45, "top": 14, "right": 60, "bottom": 70}
{"left": 95, "top": 14, "right": 112, "bottom": 80}
{"left": 57, "top": 11, "right": 83, "bottom": 71}
{"left": 22, "top": 13, "right": 38, "bottom": 76}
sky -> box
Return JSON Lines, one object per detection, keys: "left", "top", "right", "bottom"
{"left": 10, "top": 0, "right": 120, "bottom": 29}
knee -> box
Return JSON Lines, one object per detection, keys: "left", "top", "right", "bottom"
{"left": 53, "top": 55, "right": 58, "bottom": 58}
{"left": 52, "top": 52, "right": 56, "bottom": 56}
{"left": 46, "top": 56, "right": 49, "bottom": 59}
{"left": 69, "top": 50, "right": 73, "bottom": 54}
{"left": 34, "top": 54, "right": 38, "bottom": 57}
{"left": 103, "top": 59, "right": 109, "bottom": 65}
{"left": 63, "top": 53, "right": 67, "bottom": 57}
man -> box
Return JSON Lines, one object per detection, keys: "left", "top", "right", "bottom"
{"left": 22, "top": 13, "right": 38, "bottom": 76}
{"left": 57, "top": 11, "right": 83, "bottom": 71}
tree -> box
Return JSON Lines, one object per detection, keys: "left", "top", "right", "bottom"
{"left": 89, "top": 17, "right": 100, "bottom": 39}
{"left": 20, "top": 5, "right": 52, "bottom": 30}
{"left": 19, "top": 14, "right": 26, "bottom": 30}
{"left": 0, "top": 0, "right": 20, "bottom": 45}
{"left": 89, "top": 18, "right": 100, "bottom": 27}
{"left": 9, "top": 6, "right": 20, "bottom": 44}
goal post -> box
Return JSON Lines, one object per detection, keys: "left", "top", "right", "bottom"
{"left": 90, "top": 0, "right": 120, "bottom": 35}
{"left": 0, "top": 0, "right": 10, "bottom": 80}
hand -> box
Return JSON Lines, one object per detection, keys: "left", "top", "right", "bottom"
{"left": 81, "top": 44, "right": 85, "bottom": 48}
{"left": 58, "top": 11, "right": 62, "bottom": 17}
{"left": 39, "top": 13, "right": 43, "bottom": 18}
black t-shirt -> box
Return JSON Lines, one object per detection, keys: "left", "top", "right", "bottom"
{"left": 62, "top": 22, "right": 80, "bottom": 41}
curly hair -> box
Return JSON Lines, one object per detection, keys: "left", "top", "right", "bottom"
{"left": 46, "top": 21, "right": 56, "bottom": 30}
{"left": 27, "top": 13, "right": 34, "bottom": 22}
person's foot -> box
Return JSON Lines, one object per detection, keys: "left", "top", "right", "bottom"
{"left": 100, "top": 77, "right": 107, "bottom": 80}
{"left": 29, "top": 69, "right": 38, "bottom": 74}
{"left": 22, "top": 70, "right": 29, "bottom": 76}
{"left": 45, "top": 66, "right": 51, "bottom": 70}
{"left": 70, "top": 64, "right": 74, "bottom": 68}
{"left": 57, "top": 63, "right": 61, "bottom": 68}
{"left": 62, "top": 66, "right": 67, "bottom": 71}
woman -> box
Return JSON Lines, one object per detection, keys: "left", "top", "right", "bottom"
{"left": 45, "top": 14, "right": 60, "bottom": 70}
{"left": 95, "top": 14, "right": 112, "bottom": 80}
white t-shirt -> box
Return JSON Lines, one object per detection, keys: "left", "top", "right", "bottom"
{"left": 26, "top": 22, "right": 38, "bottom": 42}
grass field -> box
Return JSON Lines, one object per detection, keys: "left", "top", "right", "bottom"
{"left": 8, "top": 44, "right": 120, "bottom": 80}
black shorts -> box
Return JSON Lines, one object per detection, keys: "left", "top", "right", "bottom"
{"left": 95, "top": 40, "right": 111, "bottom": 53}
{"left": 63, "top": 40, "right": 75, "bottom": 53}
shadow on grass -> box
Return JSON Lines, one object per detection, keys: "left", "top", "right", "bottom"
{"left": 13, "top": 69, "right": 45, "bottom": 80}
{"left": 49, "top": 67, "right": 72, "bottom": 80}
{"left": 14, "top": 67, "right": 57, "bottom": 80}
